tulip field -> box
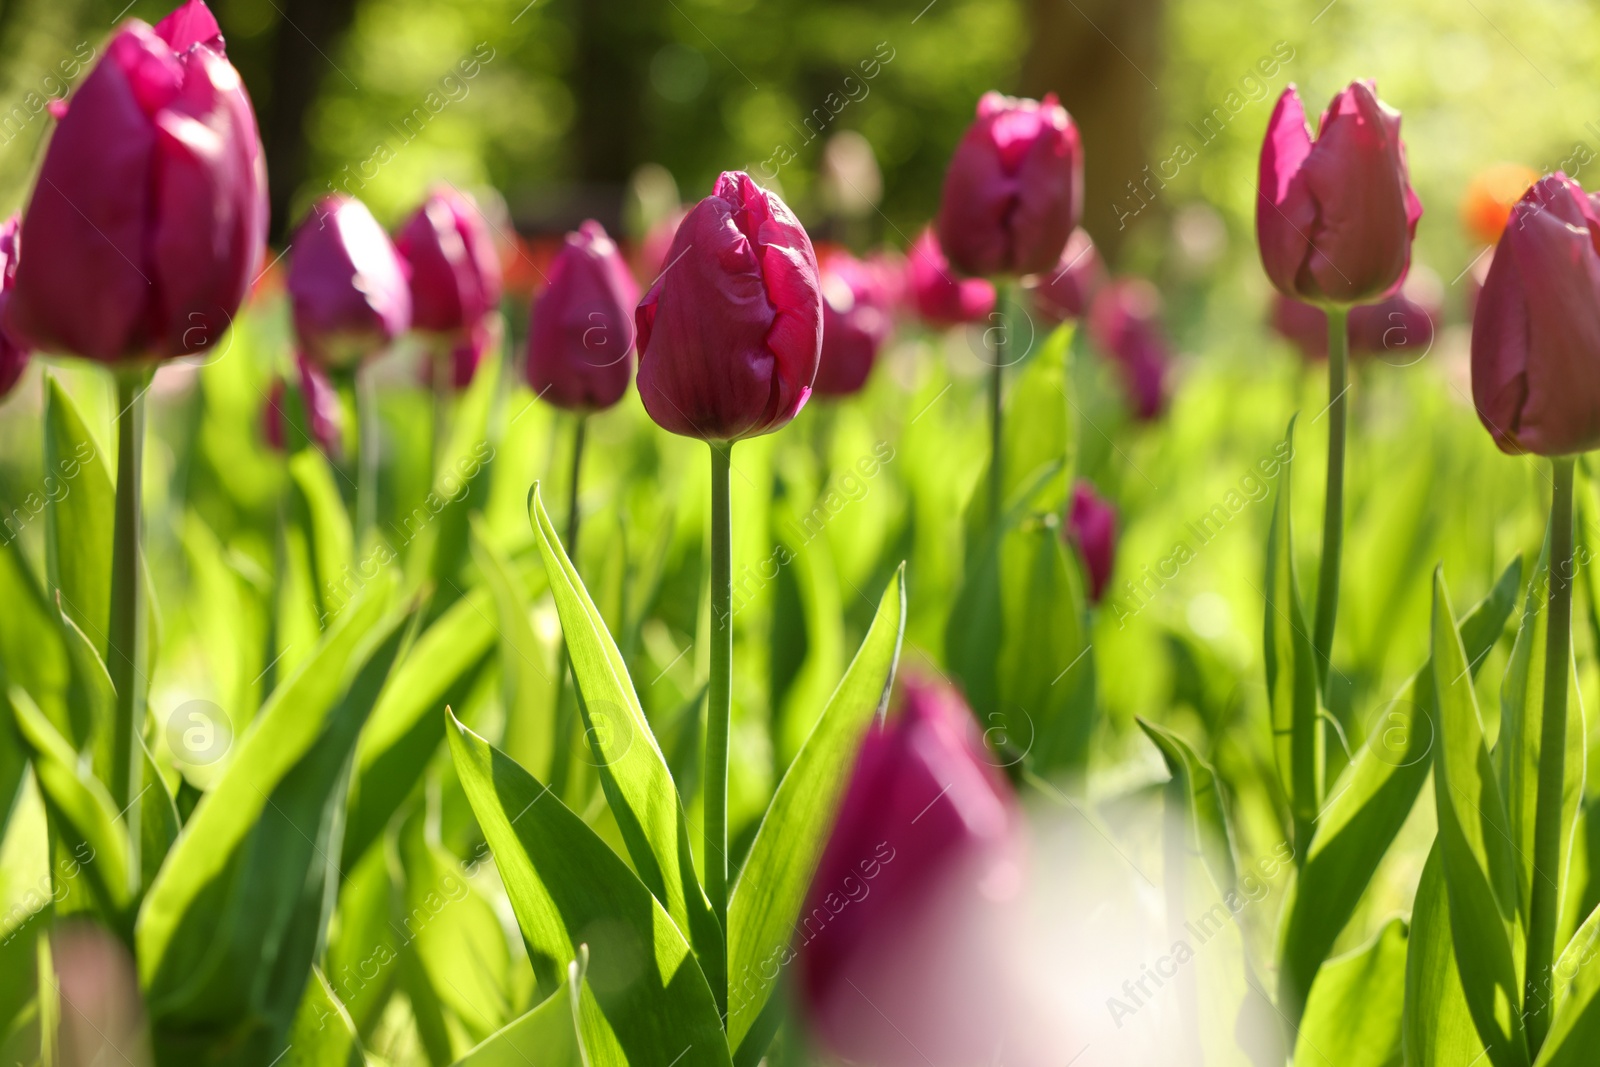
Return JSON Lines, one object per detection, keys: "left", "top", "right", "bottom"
{"left": 4, "top": 0, "right": 1600, "bottom": 1065}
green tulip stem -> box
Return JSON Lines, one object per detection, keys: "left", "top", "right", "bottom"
{"left": 707, "top": 438, "right": 733, "bottom": 1021}
{"left": 1312, "top": 307, "right": 1349, "bottom": 695}
{"left": 547, "top": 414, "right": 587, "bottom": 801}
{"left": 430, "top": 345, "right": 452, "bottom": 483}
{"left": 108, "top": 368, "right": 150, "bottom": 878}
{"left": 988, "top": 284, "right": 1012, "bottom": 530}
{"left": 356, "top": 365, "right": 379, "bottom": 544}
{"left": 1526, "top": 454, "right": 1576, "bottom": 1051}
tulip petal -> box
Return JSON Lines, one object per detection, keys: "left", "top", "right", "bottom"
{"left": 154, "top": 0, "right": 224, "bottom": 54}
{"left": 6, "top": 47, "right": 155, "bottom": 361}
{"left": 1256, "top": 86, "right": 1317, "bottom": 298}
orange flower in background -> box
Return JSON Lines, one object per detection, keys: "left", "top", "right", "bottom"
{"left": 1460, "top": 162, "right": 1538, "bottom": 245}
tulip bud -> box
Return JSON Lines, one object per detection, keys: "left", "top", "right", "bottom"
{"left": 797, "top": 678, "right": 1023, "bottom": 1067}
{"left": 1256, "top": 81, "right": 1421, "bottom": 307}
{"left": 0, "top": 216, "right": 28, "bottom": 398}
{"left": 937, "top": 91, "right": 1083, "bottom": 278}
{"left": 1066, "top": 480, "right": 1116, "bottom": 603}
{"left": 394, "top": 186, "right": 502, "bottom": 338}
{"left": 1471, "top": 175, "right": 1600, "bottom": 456}
{"left": 815, "top": 253, "right": 893, "bottom": 397}
{"left": 1025, "top": 226, "right": 1103, "bottom": 324}
{"left": 2, "top": 1, "right": 267, "bottom": 364}
{"left": 527, "top": 220, "right": 639, "bottom": 412}
{"left": 263, "top": 352, "right": 343, "bottom": 455}
{"left": 287, "top": 195, "right": 412, "bottom": 372}
{"left": 908, "top": 227, "right": 996, "bottom": 328}
{"left": 635, "top": 172, "right": 821, "bottom": 441}
{"left": 1088, "top": 279, "right": 1170, "bottom": 421}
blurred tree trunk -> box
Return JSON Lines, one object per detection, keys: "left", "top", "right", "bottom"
{"left": 257, "top": 0, "right": 360, "bottom": 242}
{"left": 1021, "top": 0, "right": 1165, "bottom": 264}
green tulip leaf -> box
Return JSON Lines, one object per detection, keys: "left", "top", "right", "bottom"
{"left": 1404, "top": 845, "right": 1488, "bottom": 1066}
{"left": 527, "top": 483, "right": 721, "bottom": 989}
{"left": 1278, "top": 556, "right": 1521, "bottom": 1022}
{"left": 1263, "top": 416, "right": 1322, "bottom": 855}
{"left": 445, "top": 710, "right": 731, "bottom": 1067}
{"left": 288, "top": 448, "right": 355, "bottom": 626}
{"left": 1294, "top": 917, "right": 1408, "bottom": 1067}
{"left": 1136, "top": 718, "right": 1236, "bottom": 895}
{"left": 451, "top": 946, "right": 588, "bottom": 1067}
{"left": 43, "top": 374, "right": 114, "bottom": 659}
{"left": 283, "top": 966, "right": 364, "bottom": 1067}
{"left": 1429, "top": 568, "right": 1528, "bottom": 1067}
{"left": 1533, "top": 903, "right": 1600, "bottom": 1066}
{"left": 726, "top": 564, "right": 905, "bottom": 1060}
{"left": 137, "top": 575, "right": 405, "bottom": 1061}
{"left": 470, "top": 517, "right": 557, "bottom": 780}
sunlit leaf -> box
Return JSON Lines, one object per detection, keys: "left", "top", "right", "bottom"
{"left": 1295, "top": 917, "right": 1407, "bottom": 1067}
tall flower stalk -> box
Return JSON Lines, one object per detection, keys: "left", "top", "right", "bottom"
{"left": 1312, "top": 307, "right": 1349, "bottom": 684}
{"left": 635, "top": 172, "right": 823, "bottom": 1017}
{"left": 108, "top": 371, "right": 149, "bottom": 839}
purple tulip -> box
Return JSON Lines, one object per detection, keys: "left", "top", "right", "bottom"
{"left": 797, "top": 678, "right": 1023, "bottom": 1067}
{"left": 287, "top": 195, "right": 412, "bottom": 372}
{"left": 1257, "top": 81, "right": 1422, "bottom": 307}
{"left": 395, "top": 186, "right": 502, "bottom": 337}
{"left": 908, "top": 227, "right": 996, "bottom": 328}
{"left": 635, "top": 171, "right": 821, "bottom": 441}
{"left": 937, "top": 92, "right": 1082, "bottom": 278}
{"left": 1472, "top": 175, "right": 1600, "bottom": 456}
{"left": 1, "top": 0, "right": 267, "bottom": 364}
{"left": 814, "top": 252, "right": 892, "bottom": 397}
{"left": 1088, "top": 279, "right": 1170, "bottom": 422}
{"left": 0, "top": 216, "right": 28, "bottom": 398}
{"left": 1066, "top": 480, "right": 1116, "bottom": 603}
{"left": 527, "top": 220, "right": 640, "bottom": 412}
{"left": 263, "top": 352, "right": 343, "bottom": 455}
{"left": 1026, "top": 226, "right": 1103, "bottom": 324}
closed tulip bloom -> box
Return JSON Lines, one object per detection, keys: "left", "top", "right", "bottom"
{"left": 2, "top": 0, "right": 267, "bottom": 363}
{"left": 263, "top": 353, "right": 343, "bottom": 455}
{"left": 288, "top": 195, "right": 412, "bottom": 372}
{"left": 395, "top": 186, "right": 502, "bottom": 337}
{"left": 0, "top": 216, "right": 28, "bottom": 398}
{"left": 1066, "top": 480, "right": 1116, "bottom": 603}
{"left": 527, "top": 220, "right": 639, "bottom": 411}
{"left": 635, "top": 172, "right": 821, "bottom": 441}
{"left": 815, "top": 253, "right": 892, "bottom": 397}
{"left": 938, "top": 92, "right": 1082, "bottom": 277}
{"left": 1026, "top": 226, "right": 1103, "bottom": 324}
{"left": 797, "top": 678, "right": 1024, "bottom": 1067}
{"left": 1257, "top": 81, "right": 1422, "bottom": 306}
{"left": 908, "top": 227, "right": 996, "bottom": 328}
{"left": 1472, "top": 175, "right": 1600, "bottom": 456}
{"left": 1089, "top": 279, "right": 1170, "bottom": 421}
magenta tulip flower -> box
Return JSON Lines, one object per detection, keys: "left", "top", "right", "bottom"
{"left": 527, "top": 220, "right": 640, "bottom": 412}
{"left": 395, "top": 186, "right": 502, "bottom": 338}
{"left": 0, "top": 216, "right": 28, "bottom": 398}
{"left": 797, "top": 678, "right": 1024, "bottom": 1067}
{"left": 288, "top": 195, "right": 412, "bottom": 372}
{"left": 908, "top": 227, "right": 996, "bottom": 328}
{"left": 635, "top": 171, "right": 821, "bottom": 441}
{"left": 1472, "top": 175, "right": 1600, "bottom": 456}
{"left": 1089, "top": 279, "right": 1170, "bottom": 421}
{"left": 1257, "top": 81, "right": 1422, "bottom": 307}
{"left": 1026, "top": 226, "right": 1103, "bottom": 324}
{"left": 937, "top": 92, "right": 1082, "bottom": 278}
{"left": 1, "top": 0, "right": 267, "bottom": 363}
{"left": 263, "top": 353, "right": 343, "bottom": 456}
{"left": 815, "top": 253, "right": 892, "bottom": 397}
{"left": 1066, "top": 480, "right": 1116, "bottom": 603}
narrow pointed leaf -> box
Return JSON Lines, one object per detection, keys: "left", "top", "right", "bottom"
{"left": 452, "top": 948, "right": 588, "bottom": 1067}
{"left": 43, "top": 374, "right": 113, "bottom": 657}
{"left": 1263, "top": 417, "right": 1321, "bottom": 852}
{"left": 527, "top": 485, "right": 720, "bottom": 982}
{"left": 1533, "top": 903, "right": 1600, "bottom": 1065}
{"left": 1279, "top": 557, "right": 1521, "bottom": 1021}
{"left": 726, "top": 565, "right": 905, "bottom": 1057}
{"left": 1404, "top": 845, "right": 1488, "bottom": 1065}
{"left": 1136, "top": 718, "right": 1236, "bottom": 895}
{"left": 446, "top": 711, "right": 731, "bottom": 1067}
{"left": 283, "top": 966, "right": 364, "bottom": 1067}
{"left": 1294, "top": 918, "right": 1408, "bottom": 1067}
{"left": 288, "top": 448, "right": 355, "bottom": 625}
{"left": 470, "top": 518, "right": 556, "bottom": 779}
{"left": 1430, "top": 568, "right": 1529, "bottom": 1067}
